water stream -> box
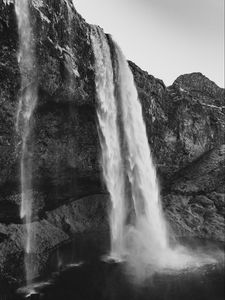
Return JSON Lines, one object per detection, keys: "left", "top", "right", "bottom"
{"left": 15, "top": 0, "right": 38, "bottom": 285}
{"left": 91, "top": 27, "right": 126, "bottom": 258}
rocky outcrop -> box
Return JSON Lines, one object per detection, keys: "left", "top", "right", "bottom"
{"left": 0, "top": 0, "right": 102, "bottom": 222}
{"left": 130, "top": 62, "right": 225, "bottom": 177}
{"left": 0, "top": 0, "right": 107, "bottom": 285}
{"left": 164, "top": 145, "right": 225, "bottom": 241}
{"left": 130, "top": 61, "right": 225, "bottom": 242}
{"left": 163, "top": 73, "right": 225, "bottom": 175}
{"left": 0, "top": 0, "right": 224, "bottom": 286}
{"left": 0, "top": 194, "right": 108, "bottom": 285}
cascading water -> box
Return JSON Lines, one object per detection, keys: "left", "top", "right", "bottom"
{"left": 91, "top": 30, "right": 217, "bottom": 276}
{"left": 91, "top": 27, "right": 126, "bottom": 258}
{"left": 92, "top": 27, "right": 168, "bottom": 261}
{"left": 112, "top": 39, "right": 169, "bottom": 252}
{"left": 15, "top": 0, "right": 38, "bottom": 284}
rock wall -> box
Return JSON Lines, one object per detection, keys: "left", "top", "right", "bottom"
{"left": 0, "top": 0, "right": 103, "bottom": 223}
{"left": 130, "top": 61, "right": 225, "bottom": 178}
{"left": 130, "top": 61, "right": 225, "bottom": 243}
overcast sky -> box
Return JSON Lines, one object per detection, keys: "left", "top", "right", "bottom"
{"left": 73, "top": 0, "right": 224, "bottom": 87}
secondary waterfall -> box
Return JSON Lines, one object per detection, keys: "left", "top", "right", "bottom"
{"left": 15, "top": 0, "right": 37, "bottom": 284}
{"left": 91, "top": 29, "right": 216, "bottom": 275}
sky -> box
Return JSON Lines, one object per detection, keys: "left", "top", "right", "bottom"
{"left": 73, "top": 0, "right": 224, "bottom": 87}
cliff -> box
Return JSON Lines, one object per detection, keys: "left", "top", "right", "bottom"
{"left": 0, "top": 0, "right": 224, "bottom": 286}
{"left": 130, "top": 61, "right": 225, "bottom": 243}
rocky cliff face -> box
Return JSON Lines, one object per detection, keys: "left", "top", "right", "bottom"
{"left": 0, "top": 0, "right": 224, "bottom": 286}
{"left": 130, "top": 62, "right": 225, "bottom": 177}
{"left": 0, "top": 0, "right": 102, "bottom": 224}
{"left": 131, "top": 61, "right": 225, "bottom": 243}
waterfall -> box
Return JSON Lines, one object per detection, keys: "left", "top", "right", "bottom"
{"left": 91, "top": 30, "right": 216, "bottom": 275}
{"left": 92, "top": 28, "right": 168, "bottom": 259}
{"left": 15, "top": 0, "right": 37, "bottom": 284}
{"left": 91, "top": 27, "right": 126, "bottom": 258}
{"left": 112, "top": 39, "right": 169, "bottom": 250}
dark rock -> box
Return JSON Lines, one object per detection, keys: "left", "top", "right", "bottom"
{"left": 0, "top": 231, "right": 8, "bottom": 242}
{"left": 168, "top": 145, "right": 225, "bottom": 194}
{"left": 163, "top": 145, "right": 225, "bottom": 242}
{"left": 174, "top": 73, "right": 224, "bottom": 103}
{"left": 208, "top": 192, "right": 225, "bottom": 209}
{"left": 218, "top": 208, "right": 225, "bottom": 217}
{"left": 0, "top": 194, "right": 109, "bottom": 285}
{"left": 0, "top": 0, "right": 104, "bottom": 215}
{"left": 190, "top": 196, "right": 214, "bottom": 208}
{"left": 130, "top": 62, "right": 225, "bottom": 179}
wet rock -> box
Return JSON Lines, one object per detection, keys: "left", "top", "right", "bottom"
{"left": 0, "top": 0, "right": 102, "bottom": 213}
{"left": 0, "top": 194, "right": 109, "bottom": 285}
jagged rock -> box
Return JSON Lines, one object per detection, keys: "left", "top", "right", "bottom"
{"left": 131, "top": 63, "right": 225, "bottom": 177}
{"left": 164, "top": 75, "right": 225, "bottom": 175}
{"left": 168, "top": 145, "right": 225, "bottom": 194}
{"left": 208, "top": 192, "right": 225, "bottom": 210}
{"left": 163, "top": 146, "right": 225, "bottom": 242}
{"left": 0, "top": 0, "right": 102, "bottom": 214}
{"left": 0, "top": 194, "right": 108, "bottom": 284}
{"left": 190, "top": 196, "right": 214, "bottom": 208}
{"left": 174, "top": 73, "right": 225, "bottom": 103}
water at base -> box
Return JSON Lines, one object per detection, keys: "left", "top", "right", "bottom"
{"left": 7, "top": 237, "right": 222, "bottom": 300}
{"left": 15, "top": 0, "right": 38, "bottom": 285}
{"left": 91, "top": 28, "right": 223, "bottom": 278}
{"left": 13, "top": 246, "right": 225, "bottom": 300}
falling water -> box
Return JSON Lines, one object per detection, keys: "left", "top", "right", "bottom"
{"left": 91, "top": 27, "right": 126, "bottom": 258}
{"left": 92, "top": 31, "right": 217, "bottom": 275}
{"left": 15, "top": 0, "right": 37, "bottom": 284}
{"left": 92, "top": 28, "right": 168, "bottom": 259}
{"left": 111, "top": 38, "right": 169, "bottom": 253}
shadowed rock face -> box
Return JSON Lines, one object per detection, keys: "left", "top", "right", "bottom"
{"left": 0, "top": 0, "right": 224, "bottom": 285}
{"left": 0, "top": 194, "right": 109, "bottom": 286}
{"left": 0, "top": 0, "right": 103, "bottom": 220}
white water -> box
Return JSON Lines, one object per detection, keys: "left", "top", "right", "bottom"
{"left": 91, "top": 27, "right": 126, "bottom": 258}
{"left": 91, "top": 31, "right": 218, "bottom": 276}
{"left": 112, "top": 40, "right": 169, "bottom": 252}
{"left": 92, "top": 27, "right": 168, "bottom": 261}
{"left": 15, "top": 0, "right": 37, "bottom": 284}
